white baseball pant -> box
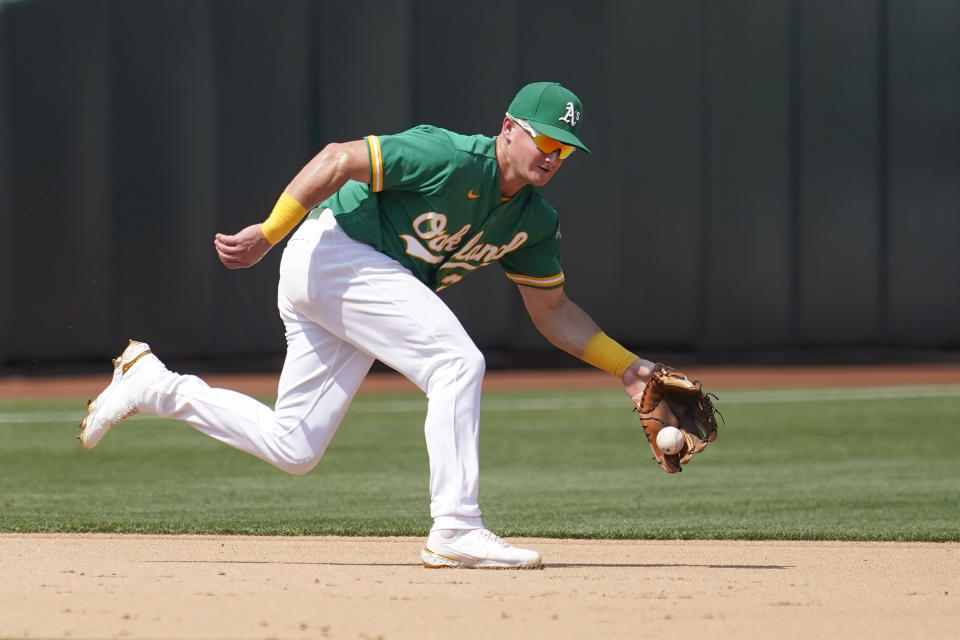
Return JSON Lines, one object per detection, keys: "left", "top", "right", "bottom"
{"left": 138, "top": 210, "right": 485, "bottom": 530}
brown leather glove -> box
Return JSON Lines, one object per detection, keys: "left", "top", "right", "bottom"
{"left": 635, "top": 364, "right": 719, "bottom": 473}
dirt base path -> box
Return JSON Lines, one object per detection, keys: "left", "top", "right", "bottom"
{"left": 2, "top": 534, "right": 956, "bottom": 640}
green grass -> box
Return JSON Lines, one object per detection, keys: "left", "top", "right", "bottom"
{"left": 1, "top": 386, "right": 958, "bottom": 541}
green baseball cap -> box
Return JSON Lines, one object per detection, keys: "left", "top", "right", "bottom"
{"left": 507, "top": 81, "right": 590, "bottom": 153}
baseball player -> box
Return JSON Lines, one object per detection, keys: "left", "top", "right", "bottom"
{"left": 79, "top": 82, "right": 656, "bottom": 569}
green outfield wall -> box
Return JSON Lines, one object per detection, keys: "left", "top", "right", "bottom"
{"left": 1, "top": 0, "right": 958, "bottom": 372}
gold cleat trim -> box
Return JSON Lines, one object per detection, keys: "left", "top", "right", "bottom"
{"left": 78, "top": 342, "right": 151, "bottom": 443}
{"left": 121, "top": 349, "right": 152, "bottom": 375}
{"left": 421, "top": 547, "right": 544, "bottom": 570}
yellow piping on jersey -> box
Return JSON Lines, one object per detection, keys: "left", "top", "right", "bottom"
{"left": 505, "top": 272, "right": 565, "bottom": 287}
{"left": 367, "top": 135, "right": 384, "bottom": 192}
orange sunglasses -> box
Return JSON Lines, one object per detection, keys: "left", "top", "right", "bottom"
{"left": 509, "top": 115, "right": 577, "bottom": 159}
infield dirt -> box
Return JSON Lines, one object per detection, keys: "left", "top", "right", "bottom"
{"left": 2, "top": 534, "right": 957, "bottom": 640}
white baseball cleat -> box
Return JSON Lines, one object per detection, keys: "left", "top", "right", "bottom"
{"left": 78, "top": 340, "right": 165, "bottom": 449}
{"left": 421, "top": 528, "right": 542, "bottom": 569}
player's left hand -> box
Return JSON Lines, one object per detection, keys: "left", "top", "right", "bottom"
{"left": 621, "top": 358, "right": 655, "bottom": 404}
{"left": 634, "top": 364, "right": 720, "bottom": 473}
{"left": 214, "top": 224, "right": 272, "bottom": 269}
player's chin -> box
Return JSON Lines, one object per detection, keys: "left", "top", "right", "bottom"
{"left": 530, "top": 166, "right": 558, "bottom": 186}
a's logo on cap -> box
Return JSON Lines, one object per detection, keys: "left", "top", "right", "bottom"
{"left": 559, "top": 102, "right": 581, "bottom": 126}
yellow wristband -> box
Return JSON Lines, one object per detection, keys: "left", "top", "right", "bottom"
{"left": 582, "top": 332, "right": 638, "bottom": 377}
{"left": 260, "top": 193, "right": 307, "bottom": 245}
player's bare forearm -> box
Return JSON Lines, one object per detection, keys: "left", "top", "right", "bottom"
{"left": 518, "top": 285, "right": 654, "bottom": 400}
{"left": 213, "top": 140, "right": 370, "bottom": 269}
{"left": 518, "top": 285, "right": 599, "bottom": 357}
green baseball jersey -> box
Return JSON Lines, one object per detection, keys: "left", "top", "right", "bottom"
{"left": 309, "top": 125, "right": 564, "bottom": 292}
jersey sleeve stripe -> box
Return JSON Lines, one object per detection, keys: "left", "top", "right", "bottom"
{"left": 366, "top": 135, "right": 384, "bottom": 192}
{"left": 505, "top": 272, "right": 565, "bottom": 287}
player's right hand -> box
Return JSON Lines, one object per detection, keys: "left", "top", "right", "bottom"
{"left": 214, "top": 224, "right": 272, "bottom": 269}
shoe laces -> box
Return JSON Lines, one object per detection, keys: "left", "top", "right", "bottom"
{"left": 477, "top": 528, "right": 509, "bottom": 547}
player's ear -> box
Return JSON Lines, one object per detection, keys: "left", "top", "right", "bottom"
{"left": 500, "top": 116, "right": 515, "bottom": 142}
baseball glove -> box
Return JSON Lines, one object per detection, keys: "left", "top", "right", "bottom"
{"left": 635, "top": 364, "right": 719, "bottom": 473}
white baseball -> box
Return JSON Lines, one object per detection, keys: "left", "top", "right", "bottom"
{"left": 656, "top": 426, "right": 685, "bottom": 455}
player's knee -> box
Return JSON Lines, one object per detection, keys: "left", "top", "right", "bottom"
{"left": 267, "top": 422, "right": 329, "bottom": 476}
{"left": 275, "top": 457, "right": 320, "bottom": 476}
{"left": 462, "top": 346, "right": 486, "bottom": 379}
{"left": 270, "top": 445, "right": 323, "bottom": 475}
{"left": 444, "top": 345, "right": 486, "bottom": 390}
{"left": 424, "top": 345, "right": 485, "bottom": 395}
{"left": 443, "top": 343, "right": 484, "bottom": 381}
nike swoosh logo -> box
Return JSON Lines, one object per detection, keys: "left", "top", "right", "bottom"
{"left": 122, "top": 349, "right": 152, "bottom": 375}
{"left": 467, "top": 189, "right": 480, "bottom": 199}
